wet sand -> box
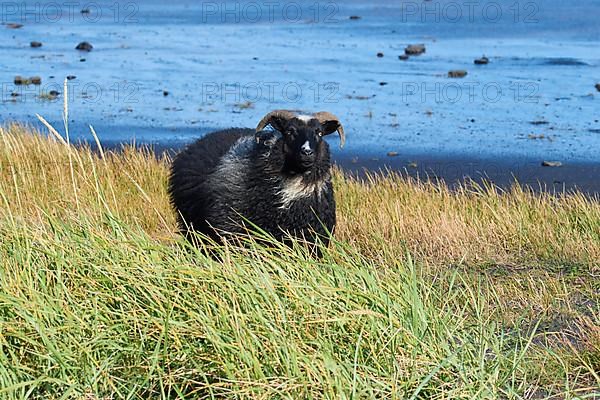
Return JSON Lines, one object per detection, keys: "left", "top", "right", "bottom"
{"left": 335, "top": 153, "right": 600, "bottom": 195}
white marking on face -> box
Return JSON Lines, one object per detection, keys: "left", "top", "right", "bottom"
{"left": 297, "top": 115, "right": 313, "bottom": 123}
{"left": 301, "top": 140, "right": 311, "bottom": 152}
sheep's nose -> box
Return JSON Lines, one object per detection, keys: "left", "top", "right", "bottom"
{"left": 302, "top": 147, "right": 314, "bottom": 156}
{"left": 301, "top": 141, "right": 314, "bottom": 156}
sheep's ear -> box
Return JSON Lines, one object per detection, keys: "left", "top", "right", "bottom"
{"left": 321, "top": 120, "right": 341, "bottom": 135}
{"left": 256, "top": 110, "right": 296, "bottom": 133}
{"left": 314, "top": 111, "right": 345, "bottom": 148}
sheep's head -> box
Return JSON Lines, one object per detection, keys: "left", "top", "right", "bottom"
{"left": 256, "top": 110, "right": 345, "bottom": 173}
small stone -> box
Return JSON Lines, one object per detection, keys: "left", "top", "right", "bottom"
{"left": 474, "top": 56, "right": 489, "bottom": 65}
{"left": 448, "top": 70, "right": 468, "bottom": 78}
{"left": 377, "top": 52, "right": 384, "bottom": 58}
{"left": 67, "top": 75, "right": 77, "bottom": 80}
{"left": 398, "top": 54, "right": 410, "bottom": 61}
{"left": 30, "top": 41, "right": 42, "bottom": 48}
{"left": 405, "top": 44, "right": 426, "bottom": 56}
{"left": 81, "top": 8, "right": 90, "bottom": 14}
{"left": 10, "top": 92, "right": 19, "bottom": 97}
{"left": 75, "top": 41, "right": 93, "bottom": 52}
{"left": 349, "top": 15, "right": 361, "bottom": 20}
{"left": 30, "top": 76, "right": 42, "bottom": 85}
{"left": 39, "top": 91, "right": 58, "bottom": 101}
{"left": 163, "top": 90, "right": 169, "bottom": 96}
{"left": 6, "top": 23, "right": 23, "bottom": 29}
{"left": 14, "top": 76, "right": 24, "bottom": 85}
{"left": 596, "top": 83, "right": 600, "bottom": 92}
{"left": 80, "top": 58, "right": 86, "bottom": 62}
{"left": 235, "top": 101, "right": 254, "bottom": 109}
{"left": 528, "top": 134, "right": 545, "bottom": 140}
{"left": 408, "top": 161, "right": 418, "bottom": 168}
{"left": 379, "top": 82, "right": 388, "bottom": 86}
{"left": 541, "top": 161, "right": 562, "bottom": 167}
{"left": 387, "top": 151, "right": 399, "bottom": 157}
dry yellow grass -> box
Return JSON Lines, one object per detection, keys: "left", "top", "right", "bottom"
{"left": 2, "top": 123, "right": 598, "bottom": 270}
{"left": 0, "top": 123, "right": 174, "bottom": 236}
{"left": 339, "top": 173, "right": 600, "bottom": 270}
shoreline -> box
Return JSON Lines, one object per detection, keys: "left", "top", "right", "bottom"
{"left": 334, "top": 153, "right": 600, "bottom": 195}
{"left": 94, "top": 140, "right": 600, "bottom": 195}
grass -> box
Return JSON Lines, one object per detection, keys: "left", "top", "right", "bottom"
{"left": 0, "top": 123, "right": 598, "bottom": 399}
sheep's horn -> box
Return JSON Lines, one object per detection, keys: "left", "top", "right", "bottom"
{"left": 256, "top": 110, "right": 297, "bottom": 132}
{"left": 314, "top": 111, "right": 345, "bottom": 148}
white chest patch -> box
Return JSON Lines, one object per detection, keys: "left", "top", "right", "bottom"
{"left": 278, "top": 176, "right": 326, "bottom": 209}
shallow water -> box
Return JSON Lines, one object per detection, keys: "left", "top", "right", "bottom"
{"left": 1, "top": 0, "right": 599, "bottom": 189}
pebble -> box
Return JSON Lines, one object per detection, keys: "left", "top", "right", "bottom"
{"left": 398, "top": 54, "right": 409, "bottom": 61}
{"left": 76, "top": 41, "right": 93, "bottom": 52}
{"left": 67, "top": 75, "right": 77, "bottom": 80}
{"left": 30, "top": 41, "right": 43, "bottom": 48}
{"left": 541, "top": 161, "right": 562, "bottom": 167}
{"left": 6, "top": 23, "right": 23, "bottom": 29}
{"left": 377, "top": 52, "right": 384, "bottom": 58}
{"left": 474, "top": 56, "right": 489, "bottom": 65}
{"left": 448, "top": 70, "right": 468, "bottom": 78}
{"left": 405, "top": 44, "right": 426, "bottom": 55}
{"left": 14, "top": 76, "right": 44, "bottom": 85}
{"left": 387, "top": 151, "right": 399, "bottom": 157}
{"left": 349, "top": 15, "right": 361, "bottom": 20}
{"left": 596, "top": 83, "right": 600, "bottom": 92}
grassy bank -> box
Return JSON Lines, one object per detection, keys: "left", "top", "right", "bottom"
{"left": 0, "top": 124, "right": 598, "bottom": 399}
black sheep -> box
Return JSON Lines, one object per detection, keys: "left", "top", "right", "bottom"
{"left": 168, "top": 110, "right": 345, "bottom": 248}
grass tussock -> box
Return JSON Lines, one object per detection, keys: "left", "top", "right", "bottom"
{"left": 0, "top": 123, "right": 599, "bottom": 399}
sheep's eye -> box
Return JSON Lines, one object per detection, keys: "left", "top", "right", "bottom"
{"left": 317, "top": 130, "right": 323, "bottom": 137}
{"left": 286, "top": 127, "right": 297, "bottom": 135}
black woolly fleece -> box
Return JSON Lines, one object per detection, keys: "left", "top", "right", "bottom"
{"left": 168, "top": 128, "right": 336, "bottom": 248}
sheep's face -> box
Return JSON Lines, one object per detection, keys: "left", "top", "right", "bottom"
{"left": 256, "top": 110, "right": 345, "bottom": 175}
{"left": 277, "top": 117, "right": 334, "bottom": 174}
